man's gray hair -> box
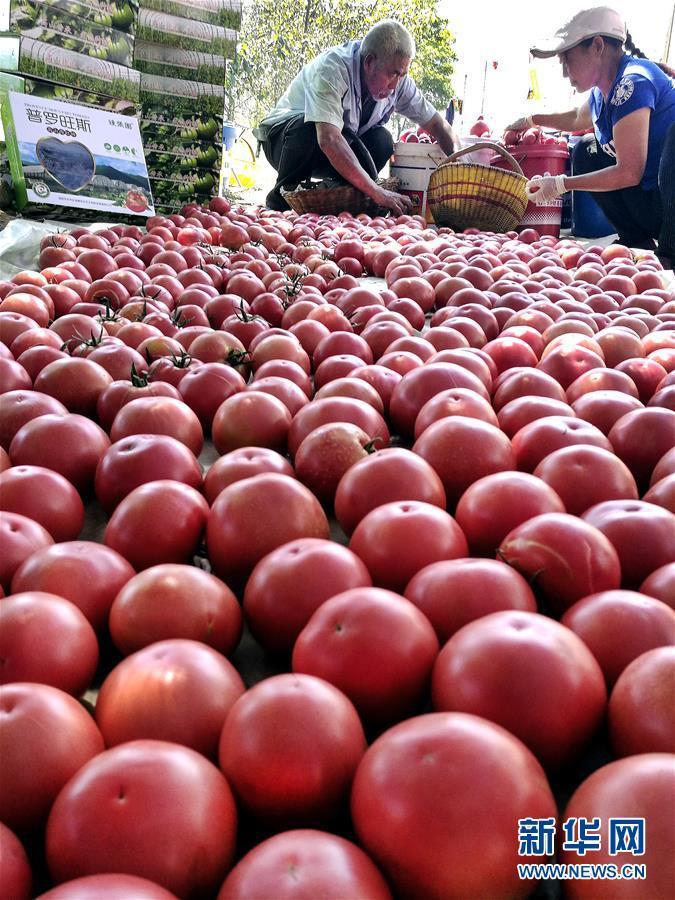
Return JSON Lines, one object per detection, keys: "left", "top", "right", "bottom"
{"left": 361, "top": 20, "right": 415, "bottom": 62}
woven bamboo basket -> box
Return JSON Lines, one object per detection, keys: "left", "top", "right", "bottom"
{"left": 282, "top": 177, "right": 399, "bottom": 216}
{"left": 427, "top": 141, "right": 528, "bottom": 232}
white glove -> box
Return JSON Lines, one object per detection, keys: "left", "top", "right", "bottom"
{"left": 504, "top": 114, "right": 534, "bottom": 134}
{"left": 526, "top": 174, "right": 567, "bottom": 205}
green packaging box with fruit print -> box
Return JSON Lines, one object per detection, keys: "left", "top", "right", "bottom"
{"left": 134, "top": 41, "right": 227, "bottom": 86}
{"left": 0, "top": 71, "right": 24, "bottom": 207}
{"left": 137, "top": 9, "right": 235, "bottom": 58}
{"left": 25, "top": 77, "right": 139, "bottom": 116}
{"left": 140, "top": 72, "right": 223, "bottom": 122}
{"left": 140, "top": 113, "right": 221, "bottom": 143}
{"left": 143, "top": 137, "right": 221, "bottom": 174}
{"left": 3, "top": 1, "right": 135, "bottom": 66}
{"left": 1, "top": 0, "right": 138, "bottom": 35}
{"left": 0, "top": 36, "right": 140, "bottom": 101}
{"left": 139, "top": 0, "right": 240, "bottom": 31}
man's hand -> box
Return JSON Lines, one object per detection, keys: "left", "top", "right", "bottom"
{"left": 504, "top": 115, "right": 534, "bottom": 135}
{"left": 372, "top": 185, "right": 413, "bottom": 215}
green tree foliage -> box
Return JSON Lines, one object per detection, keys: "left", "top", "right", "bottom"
{"left": 229, "top": 0, "right": 456, "bottom": 125}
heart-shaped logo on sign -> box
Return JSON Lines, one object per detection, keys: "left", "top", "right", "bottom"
{"left": 35, "top": 138, "right": 96, "bottom": 192}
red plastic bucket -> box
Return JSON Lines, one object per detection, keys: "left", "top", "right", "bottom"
{"left": 491, "top": 145, "right": 569, "bottom": 237}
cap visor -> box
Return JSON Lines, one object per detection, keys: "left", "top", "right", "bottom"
{"left": 530, "top": 37, "right": 579, "bottom": 58}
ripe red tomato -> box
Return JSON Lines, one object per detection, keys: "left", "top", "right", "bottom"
{"left": 207, "top": 474, "right": 330, "bottom": 584}
{"left": 413, "top": 416, "right": 516, "bottom": 506}
{"left": 287, "top": 396, "right": 389, "bottom": 458}
{"left": 533, "top": 444, "right": 638, "bottom": 515}
{"left": 560, "top": 754, "right": 674, "bottom": 899}
{"left": 95, "top": 639, "right": 245, "bottom": 759}
{"left": 0, "top": 389, "right": 68, "bottom": 451}
{"left": 582, "top": 500, "right": 675, "bottom": 588}
{"left": 561, "top": 590, "right": 675, "bottom": 686}
{"left": 243, "top": 538, "right": 371, "bottom": 655}
{"left": 46, "top": 740, "right": 238, "bottom": 898}
{"left": 218, "top": 673, "right": 365, "bottom": 825}
{"left": 349, "top": 500, "right": 468, "bottom": 592}
{"left": 203, "top": 447, "right": 294, "bottom": 504}
{"left": 9, "top": 413, "right": 110, "bottom": 493}
{"left": 110, "top": 397, "right": 204, "bottom": 458}
{"left": 0, "top": 512, "right": 54, "bottom": 590}
{"left": 414, "top": 387, "right": 498, "bottom": 437}
{"left": 608, "top": 647, "right": 675, "bottom": 756}
{"left": 36, "top": 874, "right": 178, "bottom": 899}
{"left": 0, "top": 591, "right": 98, "bottom": 695}
{"left": 292, "top": 586, "right": 438, "bottom": 723}
{"left": 571, "top": 389, "right": 644, "bottom": 435}
{"left": 109, "top": 563, "right": 241, "bottom": 657}
{"left": 498, "top": 513, "right": 621, "bottom": 615}
{"left": 211, "top": 391, "right": 292, "bottom": 454}
{"left": 94, "top": 434, "right": 202, "bottom": 513}
{"left": 432, "top": 611, "right": 606, "bottom": 768}
{"left": 0, "top": 682, "right": 104, "bottom": 833}
{"left": 608, "top": 407, "right": 675, "bottom": 489}
{"left": 334, "top": 447, "right": 446, "bottom": 535}
{"left": 11, "top": 541, "right": 135, "bottom": 631}
{"left": 404, "top": 558, "right": 537, "bottom": 643}
{"left": 294, "top": 422, "right": 372, "bottom": 505}
{"left": 0, "top": 822, "right": 31, "bottom": 900}
{"left": 640, "top": 562, "right": 675, "bottom": 609}
{"left": 33, "top": 357, "right": 113, "bottom": 417}
{"left": 104, "top": 481, "right": 209, "bottom": 570}
{"left": 351, "top": 712, "right": 557, "bottom": 899}
{"left": 217, "top": 830, "right": 392, "bottom": 900}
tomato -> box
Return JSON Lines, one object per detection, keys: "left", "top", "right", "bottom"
{"left": 249, "top": 376, "right": 310, "bottom": 416}
{"left": 511, "top": 414, "right": 613, "bottom": 472}
{"left": 389, "top": 362, "right": 490, "bottom": 437}
{"left": 207, "top": 474, "right": 330, "bottom": 584}
{"left": 0, "top": 465, "right": 85, "bottom": 542}
{"left": 11, "top": 541, "right": 135, "bottom": 632}
{"left": 334, "top": 447, "right": 446, "bottom": 535}
{"left": 0, "top": 682, "right": 104, "bottom": 833}
{"left": 218, "top": 673, "right": 365, "bottom": 825}
{"left": 211, "top": 391, "right": 292, "bottom": 454}
{"left": 533, "top": 444, "right": 639, "bottom": 515}
{"left": 566, "top": 365, "right": 641, "bottom": 401}
{"left": 287, "top": 397, "right": 389, "bottom": 458}
{"left": 217, "top": 830, "right": 392, "bottom": 900}
{"left": 36, "top": 874, "right": 178, "bottom": 899}
{"left": 349, "top": 500, "right": 468, "bottom": 592}
{"left": 581, "top": 500, "right": 675, "bottom": 588}
{"left": 351, "top": 712, "right": 557, "bottom": 899}
{"left": 414, "top": 387, "right": 498, "bottom": 437}
{"left": 0, "top": 591, "right": 98, "bottom": 696}
{"left": 46, "top": 740, "right": 237, "bottom": 898}
{"left": 560, "top": 754, "right": 674, "bottom": 899}
{"left": 432, "top": 611, "right": 606, "bottom": 768}
{"left": 499, "top": 513, "right": 621, "bottom": 615}
{"left": 608, "top": 647, "right": 675, "bottom": 756}
{"left": 640, "top": 562, "right": 675, "bottom": 609}
{"left": 95, "top": 639, "right": 245, "bottom": 759}
{"left": 104, "top": 481, "right": 209, "bottom": 570}
{"left": 0, "top": 823, "right": 31, "bottom": 900}
{"left": 294, "top": 423, "right": 373, "bottom": 505}
{"left": 608, "top": 407, "right": 675, "bottom": 489}
{"left": 96, "top": 379, "right": 181, "bottom": 432}
{"left": 292, "top": 586, "right": 438, "bottom": 723}
{"left": 0, "top": 390, "right": 68, "bottom": 450}
{"left": 203, "top": 447, "right": 294, "bottom": 505}
{"left": 110, "top": 397, "right": 204, "bottom": 458}
{"left": 94, "top": 435, "right": 202, "bottom": 513}
{"left": 243, "top": 538, "right": 371, "bottom": 655}
{"left": 413, "top": 416, "right": 516, "bottom": 506}
{"left": 571, "top": 389, "right": 644, "bottom": 435}
{"left": 0, "top": 511, "right": 54, "bottom": 590}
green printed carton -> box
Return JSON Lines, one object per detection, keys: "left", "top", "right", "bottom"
{"left": 137, "top": 9, "right": 235, "bottom": 58}
{"left": 25, "top": 77, "right": 139, "bottom": 116}
{"left": 133, "top": 41, "right": 226, "bottom": 86}
{"left": 139, "top": 0, "right": 241, "bottom": 30}
{"left": 0, "top": 36, "right": 140, "bottom": 101}
{"left": 1, "top": 0, "right": 138, "bottom": 35}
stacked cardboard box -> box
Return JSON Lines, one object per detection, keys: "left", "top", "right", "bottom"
{"left": 135, "top": 0, "right": 241, "bottom": 213}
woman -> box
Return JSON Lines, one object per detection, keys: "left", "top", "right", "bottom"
{"left": 506, "top": 6, "right": 675, "bottom": 266}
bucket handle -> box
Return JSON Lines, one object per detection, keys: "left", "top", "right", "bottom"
{"left": 442, "top": 140, "right": 525, "bottom": 177}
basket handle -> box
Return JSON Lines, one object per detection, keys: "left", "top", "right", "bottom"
{"left": 442, "top": 140, "right": 525, "bottom": 176}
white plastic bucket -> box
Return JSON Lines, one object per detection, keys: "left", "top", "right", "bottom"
{"left": 390, "top": 142, "right": 447, "bottom": 221}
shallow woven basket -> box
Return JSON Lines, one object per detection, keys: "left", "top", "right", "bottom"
{"left": 427, "top": 141, "right": 528, "bottom": 232}
{"left": 282, "top": 177, "right": 399, "bottom": 216}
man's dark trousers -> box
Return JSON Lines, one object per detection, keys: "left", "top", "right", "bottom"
{"left": 261, "top": 113, "right": 394, "bottom": 209}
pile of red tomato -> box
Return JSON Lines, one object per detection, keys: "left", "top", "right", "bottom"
{"left": 0, "top": 196, "right": 674, "bottom": 900}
